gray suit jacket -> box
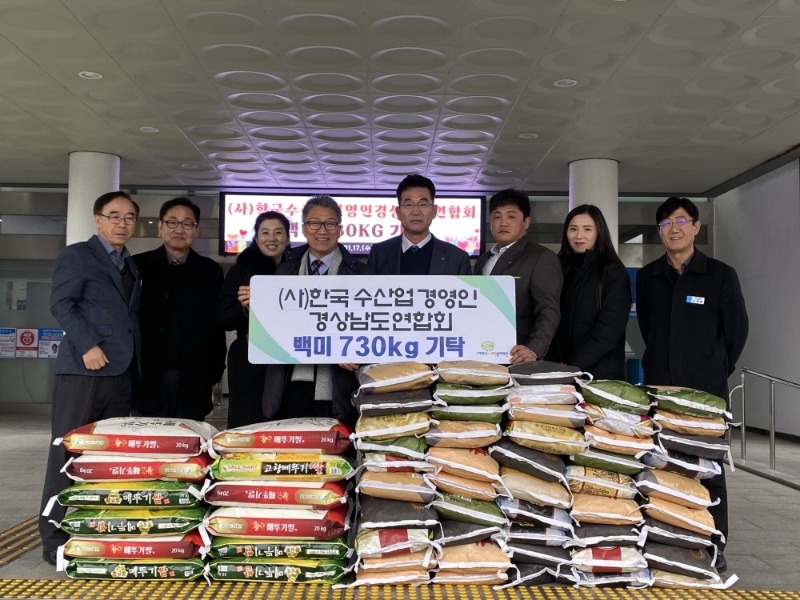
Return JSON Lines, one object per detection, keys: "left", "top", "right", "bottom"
{"left": 367, "top": 234, "right": 472, "bottom": 275}
{"left": 51, "top": 235, "right": 141, "bottom": 377}
{"left": 473, "top": 239, "right": 562, "bottom": 358}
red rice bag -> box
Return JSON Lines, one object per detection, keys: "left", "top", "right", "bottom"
{"left": 65, "top": 454, "right": 211, "bottom": 482}
{"left": 60, "top": 417, "right": 216, "bottom": 457}
{"left": 203, "top": 480, "right": 347, "bottom": 509}
{"left": 63, "top": 531, "right": 204, "bottom": 559}
{"left": 211, "top": 418, "right": 352, "bottom": 455}
{"left": 205, "top": 506, "right": 347, "bottom": 540}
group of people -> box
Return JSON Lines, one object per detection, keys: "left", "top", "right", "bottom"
{"left": 38, "top": 176, "right": 748, "bottom": 572}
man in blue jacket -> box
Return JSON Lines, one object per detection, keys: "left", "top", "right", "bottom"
{"left": 637, "top": 196, "right": 749, "bottom": 573}
{"left": 38, "top": 191, "right": 142, "bottom": 566}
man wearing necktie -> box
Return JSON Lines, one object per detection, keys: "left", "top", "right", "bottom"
{"left": 263, "top": 195, "right": 373, "bottom": 426}
{"left": 133, "top": 197, "right": 226, "bottom": 422}
{"left": 367, "top": 174, "right": 471, "bottom": 275}
{"left": 40, "top": 191, "right": 142, "bottom": 566}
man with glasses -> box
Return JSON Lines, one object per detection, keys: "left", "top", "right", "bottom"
{"left": 40, "top": 191, "right": 142, "bottom": 566}
{"left": 637, "top": 196, "right": 749, "bottom": 574}
{"left": 367, "top": 174, "right": 471, "bottom": 275}
{"left": 133, "top": 197, "right": 226, "bottom": 421}
{"left": 263, "top": 195, "right": 372, "bottom": 426}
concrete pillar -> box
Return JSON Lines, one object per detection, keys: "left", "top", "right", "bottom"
{"left": 66, "top": 151, "right": 120, "bottom": 245}
{"left": 569, "top": 158, "right": 619, "bottom": 250}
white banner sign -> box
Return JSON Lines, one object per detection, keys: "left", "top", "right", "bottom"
{"left": 248, "top": 275, "right": 517, "bottom": 364}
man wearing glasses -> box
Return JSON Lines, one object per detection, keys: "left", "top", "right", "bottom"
{"left": 263, "top": 195, "right": 372, "bottom": 426}
{"left": 367, "top": 174, "right": 471, "bottom": 275}
{"left": 133, "top": 197, "right": 226, "bottom": 421}
{"left": 637, "top": 196, "right": 749, "bottom": 574}
{"left": 40, "top": 191, "right": 142, "bottom": 566}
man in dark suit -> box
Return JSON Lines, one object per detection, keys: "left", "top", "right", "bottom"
{"left": 367, "top": 174, "right": 471, "bottom": 275}
{"left": 39, "top": 191, "right": 142, "bottom": 565}
{"left": 637, "top": 196, "right": 748, "bottom": 573}
{"left": 474, "top": 188, "right": 562, "bottom": 365}
{"left": 133, "top": 197, "right": 226, "bottom": 421}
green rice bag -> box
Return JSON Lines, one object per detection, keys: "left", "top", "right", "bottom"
{"left": 210, "top": 452, "right": 353, "bottom": 481}
{"left": 65, "top": 557, "right": 204, "bottom": 580}
{"left": 579, "top": 380, "right": 652, "bottom": 415}
{"left": 208, "top": 558, "right": 347, "bottom": 583}
{"left": 354, "top": 435, "right": 428, "bottom": 460}
{"left": 210, "top": 536, "right": 350, "bottom": 560}
{"left": 431, "top": 492, "right": 507, "bottom": 527}
{"left": 644, "top": 386, "right": 728, "bottom": 418}
{"left": 430, "top": 403, "right": 506, "bottom": 423}
{"left": 571, "top": 448, "right": 643, "bottom": 476}
{"left": 433, "top": 383, "right": 511, "bottom": 405}
{"left": 59, "top": 507, "right": 205, "bottom": 537}
{"left": 57, "top": 481, "right": 201, "bottom": 509}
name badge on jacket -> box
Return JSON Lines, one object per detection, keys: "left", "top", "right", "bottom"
{"left": 686, "top": 295, "right": 705, "bottom": 305}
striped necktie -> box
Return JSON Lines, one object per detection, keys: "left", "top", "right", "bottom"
{"left": 310, "top": 259, "right": 324, "bottom": 275}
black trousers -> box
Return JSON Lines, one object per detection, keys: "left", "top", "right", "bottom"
{"left": 703, "top": 466, "right": 728, "bottom": 551}
{"left": 38, "top": 371, "right": 132, "bottom": 552}
{"left": 136, "top": 368, "right": 213, "bottom": 422}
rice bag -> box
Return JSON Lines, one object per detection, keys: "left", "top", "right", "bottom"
{"left": 208, "top": 558, "right": 346, "bottom": 583}
{"left": 356, "top": 362, "right": 436, "bottom": 394}
{"left": 355, "top": 527, "right": 432, "bottom": 558}
{"left": 507, "top": 403, "right": 586, "bottom": 428}
{"left": 653, "top": 409, "right": 727, "bottom": 438}
{"left": 359, "top": 497, "right": 439, "bottom": 529}
{"left": 209, "top": 453, "right": 353, "bottom": 482}
{"left": 59, "top": 417, "right": 216, "bottom": 457}
{"left": 205, "top": 506, "right": 347, "bottom": 540}
{"left": 63, "top": 532, "right": 204, "bottom": 559}
{"left": 432, "top": 492, "right": 507, "bottom": 527}
{"left": 211, "top": 417, "right": 352, "bottom": 455}
{"left": 570, "top": 494, "right": 643, "bottom": 526}
{"left": 427, "top": 447, "right": 500, "bottom": 483}
{"left": 488, "top": 437, "right": 566, "bottom": 483}
{"left": 578, "top": 380, "right": 652, "bottom": 415}
{"left": 584, "top": 425, "right": 656, "bottom": 456}
{"left": 57, "top": 481, "right": 202, "bottom": 509}
{"left": 352, "top": 388, "right": 433, "bottom": 416}
{"left": 353, "top": 412, "right": 431, "bottom": 440}
{"left": 59, "top": 508, "right": 205, "bottom": 537}
{"left": 499, "top": 466, "right": 572, "bottom": 509}
{"left": 356, "top": 471, "right": 435, "bottom": 503}
{"left": 65, "top": 557, "right": 205, "bottom": 580}
{"left": 425, "top": 420, "right": 502, "bottom": 449}
{"left": 433, "top": 382, "right": 511, "bottom": 405}
{"left": 426, "top": 470, "right": 498, "bottom": 501}
{"left": 635, "top": 469, "right": 714, "bottom": 509}
{"left": 644, "top": 385, "right": 728, "bottom": 418}
{"left": 65, "top": 454, "right": 211, "bottom": 482}
{"left": 436, "top": 360, "right": 511, "bottom": 386}
{"left": 203, "top": 480, "right": 347, "bottom": 509}
{"left": 210, "top": 536, "right": 350, "bottom": 560}
{"left": 565, "top": 466, "right": 638, "bottom": 500}
{"left": 505, "top": 421, "right": 588, "bottom": 455}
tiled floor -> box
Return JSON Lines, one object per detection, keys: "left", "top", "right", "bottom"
{"left": 1, "top": 406, "right": 800, "bottom": 590}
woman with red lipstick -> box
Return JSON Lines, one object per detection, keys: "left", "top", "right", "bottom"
{"left": 215, "top": 211, "right": 291, "bottom": 428}
{"left": 546, "top": 204, "right": 631, "bottom": 380}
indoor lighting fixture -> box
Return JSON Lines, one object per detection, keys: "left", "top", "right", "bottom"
{"left": 181, "top": 164, "right": 198, "bottom": 169}
{"left": 139, "top": 126, "right": 160, "bottom": 133}
{"left": 553, "top": 78, "right": 578, "bottom": 87}
{"left": 78, "top": 71, "right": 103, "bottom": 80}
{"left": 518, "top": 133, "right": 539, "bottom": 140}
{"left": 497, "top": 169, "right": 513, "bottom": 174}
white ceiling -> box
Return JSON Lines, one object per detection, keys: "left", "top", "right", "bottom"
{"left": 1, "top": 0, "right": 800, "bottom": 194}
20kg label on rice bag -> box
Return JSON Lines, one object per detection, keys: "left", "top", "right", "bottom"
{"left": 63, "top": 532, "right": 204, "bottom": 559}
{"left": 210, "top": 453, "right": 353, "bottom": 481}
{"left": 210, "top": 536, "right": 350, "bottom": 560}
{"left": 208, "top": 558, "right": 346, "bottom": 583}
{"left": 65, "top": 454, "right": 211, "bottom": 482}
{"left": 58, "top": 481, "right": 201, "bottom": 509}
{"left": 60, "top": 508, "right": 205, "bottom": 537}
{"left": 65, "top": 557, "right": 205, "bottom": 580}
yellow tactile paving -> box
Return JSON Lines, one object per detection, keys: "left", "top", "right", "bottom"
{"left": 0, "top": 517, "right": 39, "bottom": 567}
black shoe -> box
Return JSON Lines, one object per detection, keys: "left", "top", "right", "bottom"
{"left": 714, "top": 551, "right": 728, "bottom": 574}
{"left": 42, "top": 549, "right": 58, "bottom": 566}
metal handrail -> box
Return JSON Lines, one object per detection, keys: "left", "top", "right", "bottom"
{"left": 733, "top": 367, "right": 800, "bottom": 471}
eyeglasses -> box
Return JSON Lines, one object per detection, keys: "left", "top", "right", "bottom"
{"left": 162, "top": 219, "right": 198, "bottom": 230}
{"left": 97, "top": 213, "right": 136, "bottom": 226}
{"left": 400, "top": 201, "right": 433, "bottom": 210}
{"left": 304, "top": 220, "right": 340, "bottom": 231}
{"left": 657, "top": 217, "right": 695, "bottom": 231}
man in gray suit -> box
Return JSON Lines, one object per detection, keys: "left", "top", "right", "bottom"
{"left": 474, "top": 188, "right": 562, "bottom": 365}
{"left": 367, "top": 174, "right": 471, "bottom": 275}
{"left": 39, "top": 191, "right": 142, "bottom": 566}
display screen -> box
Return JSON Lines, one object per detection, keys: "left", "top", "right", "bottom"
{"left": 219, "top": 192, "right": 485, "bottom": 257}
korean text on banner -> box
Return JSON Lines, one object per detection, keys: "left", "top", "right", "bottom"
{"left": 248, "top": 275, "right": 516, "bottom": 364}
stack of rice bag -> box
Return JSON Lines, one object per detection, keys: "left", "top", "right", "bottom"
{"left": 427, "top": 361, "right": 512, "bottom": 585}
{"left": 348, "top": 362, "right": 439, "bottom": 586}
{"left": 204, "top": 418, "right": 353, "bottom": 584}
{"left": 492, "top": 362, "right": 585, "bottom": 586}
{"left": 565, "top": 377, "right": 654, "bottom": 586}
{"left": 47, "top": 417, "right": 214, "bottom": 581}
{"left": 638, "top": 386, "right": 736, "bottom": 589}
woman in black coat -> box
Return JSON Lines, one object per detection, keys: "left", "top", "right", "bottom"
{"left": 215, "top": 210, "right": 291, "bottom": 429}
{"left": 546, "top": 205, "right": 631, "bottom": 380}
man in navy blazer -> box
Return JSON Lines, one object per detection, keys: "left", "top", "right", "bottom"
{"left": 38, "top": 191, "right": 142, "bottom": 566}
{"left": 367, "top": 174, "right": 471, "bottom": 276}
